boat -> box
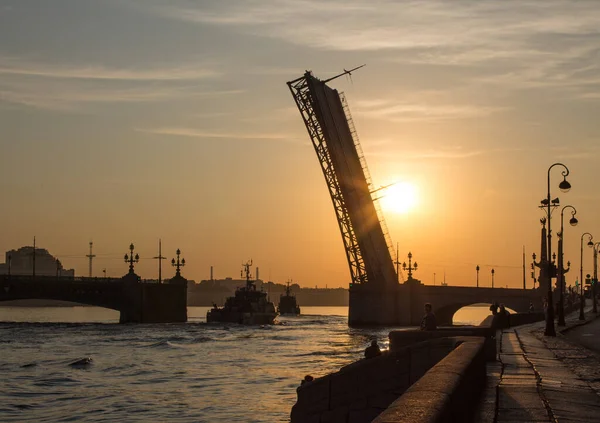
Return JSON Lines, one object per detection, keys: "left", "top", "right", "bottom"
{"left": 206, "top": 260, "right": 277, "bottom": 325}
{"left": 277, "top": 280, "right": 301, "bottom": 315}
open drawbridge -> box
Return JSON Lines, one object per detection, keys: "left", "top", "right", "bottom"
{"left": 288, "top": 70, "right": 541, "bottom": 326}
{"left": 287, "top": 71, "right": 398, "bottom": 290}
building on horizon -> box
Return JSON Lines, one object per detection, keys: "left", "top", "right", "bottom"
{"left": 0, "top": 246, "right": 75, "bottom": 277}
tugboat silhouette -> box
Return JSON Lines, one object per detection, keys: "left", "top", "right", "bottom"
{"left": 207, "top": 260, "right": 277, "bottom": 325}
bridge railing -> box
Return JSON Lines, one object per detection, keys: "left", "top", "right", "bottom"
{"left": 0, "top": 275, "right": 125, "bottom": 283}
{"left": 1, "top": 275, "right": 167, "bottom": 284}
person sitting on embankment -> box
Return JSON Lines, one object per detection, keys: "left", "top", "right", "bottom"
{"left": 420, "top": 303, "right": 437, "bottom": 331}
{"left": 364, "top": 340, "right": 382, "bottom": 359}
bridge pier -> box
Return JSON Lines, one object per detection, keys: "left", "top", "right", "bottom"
{"left": 349, "top": 284, "right": 411, "bottom": 326}
{"left": 119, "top": 273, "right": 187, "bottom": 323}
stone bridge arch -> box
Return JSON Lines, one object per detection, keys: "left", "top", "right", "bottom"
{"left": 0, "top": 278, "right": 125, "bottom": 312}
{"left": 409, "top": 285, "right": 541, "bottom": 326}
{"left": 1, "top": 275, "right": 188, "bottom": 323}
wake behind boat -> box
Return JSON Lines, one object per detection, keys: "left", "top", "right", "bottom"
{"left": 206, "top": 260, "right": 277, "bottom": 325}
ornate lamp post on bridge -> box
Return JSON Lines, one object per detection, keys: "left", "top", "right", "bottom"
{"left": 402, "top": 252, "right": 418, "bottom": 281}
{"left": 557, "top": 205, "right": 578, "bottom": 326}
{"left": 579, "top": 233, "right": 593, "bottom": 320}
{"left": 172, "top": 249, "right": 186, "bottom": 278}
{"left": 124, "top": 243, "right": 139, "bottom": 274}
{"left": 476, "top": 265, "right": 480, "bottom": 288}
{"left": 541, "top": 163, "right": 572, "bottom": 337}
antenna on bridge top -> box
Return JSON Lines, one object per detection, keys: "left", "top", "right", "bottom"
{"left": 323, "top": 64, "right": 366, "bottom": 83}
{"left": 86, "top": 241, "right": 96, "bottom": 278}
{"left": 153, "top": 239, "right": 166, "bottom": 283}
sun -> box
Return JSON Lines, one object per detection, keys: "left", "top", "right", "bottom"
{"left": 381, "top": 182, "right": 418, "bottom": 214}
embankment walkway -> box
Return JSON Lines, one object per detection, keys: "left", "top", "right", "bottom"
{"left": 478, "top": 308, "right": 600, "bottom": 422}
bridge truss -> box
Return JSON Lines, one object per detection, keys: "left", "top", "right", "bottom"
{"left": 287, "top": 71, "right": 397, "bottom": 288}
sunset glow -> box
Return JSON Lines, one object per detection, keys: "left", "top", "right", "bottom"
{"left": 381, "top": 182, "right": 418, "bottom": 214}
{"left": 0, "top": 1, "right": 599, "bottom": 289}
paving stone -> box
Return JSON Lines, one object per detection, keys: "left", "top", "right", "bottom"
{"left": 498, "top": 386, "right": 543, "bottom": 409}
{"left": 551, "top": 405, "right": 600, "bottom": 422}
{"left": 503, "top": 366, "right": 536, "bottom": 376}
{"left": 497, "top": 407, "right": 550, "bottom": 422}
{"left": 500, "top": 353, "right": 529, "bottom": 366}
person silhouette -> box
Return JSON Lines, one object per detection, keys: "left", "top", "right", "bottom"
{"left": 420, "top": 303, "right": 437, "bottom": 331}
{"left": 364, "top": 340, "right": 382, "bottom": 359}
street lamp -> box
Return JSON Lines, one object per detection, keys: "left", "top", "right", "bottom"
{"left": 557, "top": 205, "right": 577, "bottom": 326}
{"left": 476, "top": 265, "right": 480, "bottom": 288}
{"left": 172, "top": 249, "right": 186, "bottom": 278}
{"left": 532, "top": 253, "right": 537, "bottom": 289}
{"left": 542, "top": 163, "right": 571, "bottom": 337}
{"left": 402, "top": 252, "right": 418, "bottom": 281}
{"left": 579, "top": 233, "right": 593, "bottom": 320}
{"left": 593, "top": 242, "right": 600, "bottom": 314}
{"left": 124, "top": 243, "right": 139, "bottom": 274}
{"left": 491, "top": 268, "right": 495, "bottom": 288}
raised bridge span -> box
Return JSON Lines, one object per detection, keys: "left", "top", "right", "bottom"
{"left": 0, "top": 273, "right": 187, "bottom": 323}
{"left": 288, "top": 70, "right": 540, "bottom": 326}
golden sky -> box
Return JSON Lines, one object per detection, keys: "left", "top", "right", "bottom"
{"left": 1, "top": 1, "right": 599, "bottom": 288}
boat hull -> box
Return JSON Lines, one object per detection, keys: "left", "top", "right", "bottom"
{"left": 277, "top": 305, "right": 301, "bottom": 315}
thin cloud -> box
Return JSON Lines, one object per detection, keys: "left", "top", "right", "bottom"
{"left": 404, "top": 149, "right": 484, "bottom": 159}
{"left": 137, "top": 126, "right": 302, "bottom": 142}
{"left": 0, "top": 78, "right": 242, "bottom": 111}
{"left": 154, "top": 1, "right": 600, "bottom": 52}
{"left": 552, "top": 145, "right": 600, "bottom": 160}
{"left": 0, "top": 56, "right": 220, "bottom": 81}
{"left": 354, "top": 99, "right": 508, "bottom": 122}
{"left": 151, "top": 0, "right": 600, "bottom": 97}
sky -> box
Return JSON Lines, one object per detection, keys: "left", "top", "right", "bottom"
{"left": 1, "top": 0, "right": 599, "bottom": 288}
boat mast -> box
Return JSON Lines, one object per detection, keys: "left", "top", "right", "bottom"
{"left": 242, "top": 259, "right": 254, "bottom": 290}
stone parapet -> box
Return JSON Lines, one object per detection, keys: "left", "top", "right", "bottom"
{"left": 372, "top": 337, "right": 486, "bottom": 423}
{"left": 291, "top": 337, "right": 473, "bottom": 423}
{"left": 389, "top": 328, "right": 495, "bottom": 361}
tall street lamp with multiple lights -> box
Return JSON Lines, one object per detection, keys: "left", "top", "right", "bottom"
{"left": 580, "top": 233, "right": 593, "bottom": 320}
{"left": 542, "top": 163, "right": 572, "bottom": 337}
{"left": 593, "top": 242, "right": 600, "bottom": 314}
{"left": 557, "top": 205, "right": 577, "bottom": 326}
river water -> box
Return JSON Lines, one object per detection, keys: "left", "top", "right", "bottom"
{"left": 0, "top": 306, "right": 489, "bottom": 422}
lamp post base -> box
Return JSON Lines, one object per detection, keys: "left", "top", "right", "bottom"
{"left": 545, "top": 289, "right": 556, "bottom": 337}
{"left": 557, "top": 302, "right": 565, "bottom": 326}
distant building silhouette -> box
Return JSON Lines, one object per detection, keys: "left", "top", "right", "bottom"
{"left": 0, "top": 246, "right": 75, "bottom": 277}
{"left": 187, "top": 277, "right": 348, "bottom": 306}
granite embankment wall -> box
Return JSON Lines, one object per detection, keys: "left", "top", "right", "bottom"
{"left": 372, "top": 337, "right": 486, "bottom": 423}
{"left": 291, "top": 313, "right": 546, "bottom": 423}
{"left": 290, "top": 337, "right": 482, "bottom": 423}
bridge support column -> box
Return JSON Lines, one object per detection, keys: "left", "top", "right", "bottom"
{"left": 119, "top": 273, "right": 187, "bottom": 323}
{"left": 349, "top": 284, "right": 411, "bottom": 326}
